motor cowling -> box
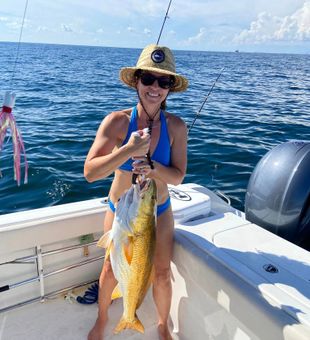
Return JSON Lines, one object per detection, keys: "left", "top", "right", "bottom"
{"left": 245, "top": 140, "right": 310, "bottom": 250}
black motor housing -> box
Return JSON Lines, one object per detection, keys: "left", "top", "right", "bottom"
{"left": 245, "top": 141, "right": 310, "bottom": 250}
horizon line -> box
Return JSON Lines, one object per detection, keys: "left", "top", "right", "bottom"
{"left": 0, "top": 40, "right": 309, "bottom": 57}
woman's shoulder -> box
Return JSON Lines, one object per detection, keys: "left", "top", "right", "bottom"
{"left": 165, "top": 111, "right": 187, "bottom": 131}
{"left": 102, "top": 108, "right": 132, "bottom": 129}
{"left": 107, "top": 108, "right": 132, "bottom": 121}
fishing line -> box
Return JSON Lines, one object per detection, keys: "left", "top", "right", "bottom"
{"left": 9, "top": 0, "right": 29, "bottom": 89}
{"left": 188, "top": 67, "right": 224, "bottom": 134}
{"left": 187, "top": 67, "right": 225, "bottom": 195}
{"left": 156, "top": 0, "right": 173, "bottom": 45}
{"left": 4, "top": 0, "right": 29, "bottom": 142}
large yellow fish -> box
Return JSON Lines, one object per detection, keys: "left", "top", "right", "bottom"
{"left": 98, "top": 178, "right": 157, "bottom": 334}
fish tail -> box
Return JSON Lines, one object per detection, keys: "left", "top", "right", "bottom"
{"left": 114, "top": 314, "right": 144, "bottom": 334}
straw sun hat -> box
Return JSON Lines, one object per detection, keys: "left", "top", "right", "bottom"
{"left": 120, "top": 44, "right": 188, "bottom": 92}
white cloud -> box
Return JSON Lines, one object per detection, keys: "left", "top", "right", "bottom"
{"left": 278, "top": 1, "right": 310, "bottom": 40}
{"left": 187, "top": 27, "right": 206, "bottom": 44}
{"left": 131, "top": 0, "right": 164, "bottom": 17}
{"left": 127, "top": 26, "right": 135, "bottom": 33}
{"left": 0, "top": 16, "right": 30, "bottom": 31}
{"left": 6, "top": 21, "right": 21, "bottom": 30}
{"left": 61, "top": 24, "right": 73, "bottom": 32}
{"left": 234, "top": 1, "right": 310, "bottom": 43}
{"left": 96, "top": 28, "right": 104, "bottom": 34}
{"left": 69, "top": 0, "right": 165, "bottom": 18}
{"left": 0, "top": 16, "right": 9, "bottom": 22}
{"left": 144, "top": 28, "right": 151, "bottom": 35}
{"left": 37, "top": 26, "right": 48, "bottom": 32}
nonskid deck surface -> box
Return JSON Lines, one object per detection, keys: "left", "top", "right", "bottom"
{"left": 0, "top": 289, "right": 176, "bottom": 340}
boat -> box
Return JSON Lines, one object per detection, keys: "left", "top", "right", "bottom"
{"left": 0, "top": 141, "right": 309, "bottom": 339}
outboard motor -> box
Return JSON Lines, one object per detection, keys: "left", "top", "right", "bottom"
{"left": 245, "top": 140, "right": 310, "bottom": 250}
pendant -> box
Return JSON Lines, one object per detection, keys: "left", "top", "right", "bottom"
{"left": 148, "top": 119, "right": 154, "bottom": 135}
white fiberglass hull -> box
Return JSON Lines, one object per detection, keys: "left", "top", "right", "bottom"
{"left": 0, "top": 183, "right": 309, "bottom": 339}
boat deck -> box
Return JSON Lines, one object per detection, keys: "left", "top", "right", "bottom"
{"left": 0, "top": 287, "right": 172, "bottom": 340}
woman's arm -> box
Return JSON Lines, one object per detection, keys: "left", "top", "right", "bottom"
{"left": 84, "top": 111, "right": 150, "bottom": 182}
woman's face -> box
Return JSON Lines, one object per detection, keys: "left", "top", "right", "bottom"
{"left": 136, "top": 71, "right": 172, "bottom": 106}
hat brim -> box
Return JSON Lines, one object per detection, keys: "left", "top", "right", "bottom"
{"left": 120, "top": 66, "right": 188, "bottom": 92}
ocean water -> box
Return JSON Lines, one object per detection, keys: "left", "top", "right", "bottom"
{"left": 0, "top": 42, "right": 309, "bottom": 215}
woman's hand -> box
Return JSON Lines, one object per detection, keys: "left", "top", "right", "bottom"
{"left": 132, "top": 157, "right": 153, "bottom": 176}
{"left": 126, "top": 129, "right": 150, "bottom": 157}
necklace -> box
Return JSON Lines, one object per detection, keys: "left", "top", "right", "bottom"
{"left": 138, "top": 101, "right": 160, "bottom": 136}
{"left": 139, "top": 104, "right": 158, "bottom": 170}
{"left": 135, "top": 95, "right": 162, "bottom": 178}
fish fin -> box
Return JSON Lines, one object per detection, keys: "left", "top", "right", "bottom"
{"left": 104, "top": 240, "right": 114, "bottom": 262}
{"left": 97, "top": 230, "right": 112, "bottom": 248}
{"left": 111, "top": 284, "right": 122, "bottom": 300}
{"left": 113, "top": 314, "right": 144, "bottom": 334}
{"left": 123, "top": 236, "right": 134, "bottom": 265}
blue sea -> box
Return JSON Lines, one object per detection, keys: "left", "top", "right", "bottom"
{"left": 0, "top": 42, "right": 309, "bottom": 215}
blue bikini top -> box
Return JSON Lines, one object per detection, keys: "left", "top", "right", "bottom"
{"left": 118, "top": 106, "right": 171, "bottom": 171}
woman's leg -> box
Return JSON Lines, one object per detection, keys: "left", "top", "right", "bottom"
{"left": 153, "top": 205, "right": 174, "bottom": 340}
{"left": 88, "top": 210, "right": 117, "bottom": 340}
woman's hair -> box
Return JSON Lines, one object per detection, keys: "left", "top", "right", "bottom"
{"left": 134, "top": 69, "right": 143, "bottom": 80}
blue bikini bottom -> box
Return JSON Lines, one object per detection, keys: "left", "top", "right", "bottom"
{"left": 108, "top": 196, "right": 171, "bottom": 217}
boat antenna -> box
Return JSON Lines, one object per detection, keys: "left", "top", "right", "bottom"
{"left": 156, "top": 0, "right": 173, "bottom": 45}
{"left": 188, "top": 67, "right": 224, "bottom": 134}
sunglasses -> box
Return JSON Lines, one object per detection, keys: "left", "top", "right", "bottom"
{"left": 139, "top": 72, "right": 175, "bottom": 89}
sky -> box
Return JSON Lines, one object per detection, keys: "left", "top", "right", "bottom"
{"left": 0, "top": 0, "right": 309, "bottom": 54}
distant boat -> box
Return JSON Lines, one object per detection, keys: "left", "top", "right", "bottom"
{"left": 235, "top": 49, "right": 240, "bottom": 53}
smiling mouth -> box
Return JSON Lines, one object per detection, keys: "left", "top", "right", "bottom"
{"left": 147, "top": 92, "right": 160, "bottom": 98}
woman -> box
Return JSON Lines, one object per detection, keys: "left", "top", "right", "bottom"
{"left": 85, "top": 44, "right": 188, "bottom": 340}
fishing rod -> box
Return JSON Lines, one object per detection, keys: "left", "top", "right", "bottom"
{"left": 156, "top": 0, "right": 173, "bottom": 45}
{"left": 188, "top": 67, "right": 224, "bottom": 134}
{"left": 10, "top": 0, "right": 29, "bottom": 89}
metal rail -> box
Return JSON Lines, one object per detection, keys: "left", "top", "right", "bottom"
{"left": 43, "top": 255, "right": 105, "bottom": 279}
{"left": 1, "top": 240, "right": 99, "bottom": 265}
{"left": 214, "top": 190, "right": 231, "bottom": 206}
{"left": 0, "top": 238, "right": 104, "bottom": 313}
{"left": 0, "top": 278, "right": 99, "bottom": 314}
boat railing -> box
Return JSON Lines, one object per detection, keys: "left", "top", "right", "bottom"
{"left": 0, "top": 238, "right": 104, "bottom": 313}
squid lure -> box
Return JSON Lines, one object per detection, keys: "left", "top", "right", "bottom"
{"left": 0, "top": 91, "right": 28, "bottom": 185}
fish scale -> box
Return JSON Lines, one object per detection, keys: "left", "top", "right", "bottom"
{"left": 124, "top": 226, "right": 155, "bottom": 321}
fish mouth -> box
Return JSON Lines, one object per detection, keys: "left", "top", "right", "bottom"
{"left": 136, "top": 178, "right": 156, "bottom": 198}
{"left": 139, "top": 178, "right": 151, "bottom": 193}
